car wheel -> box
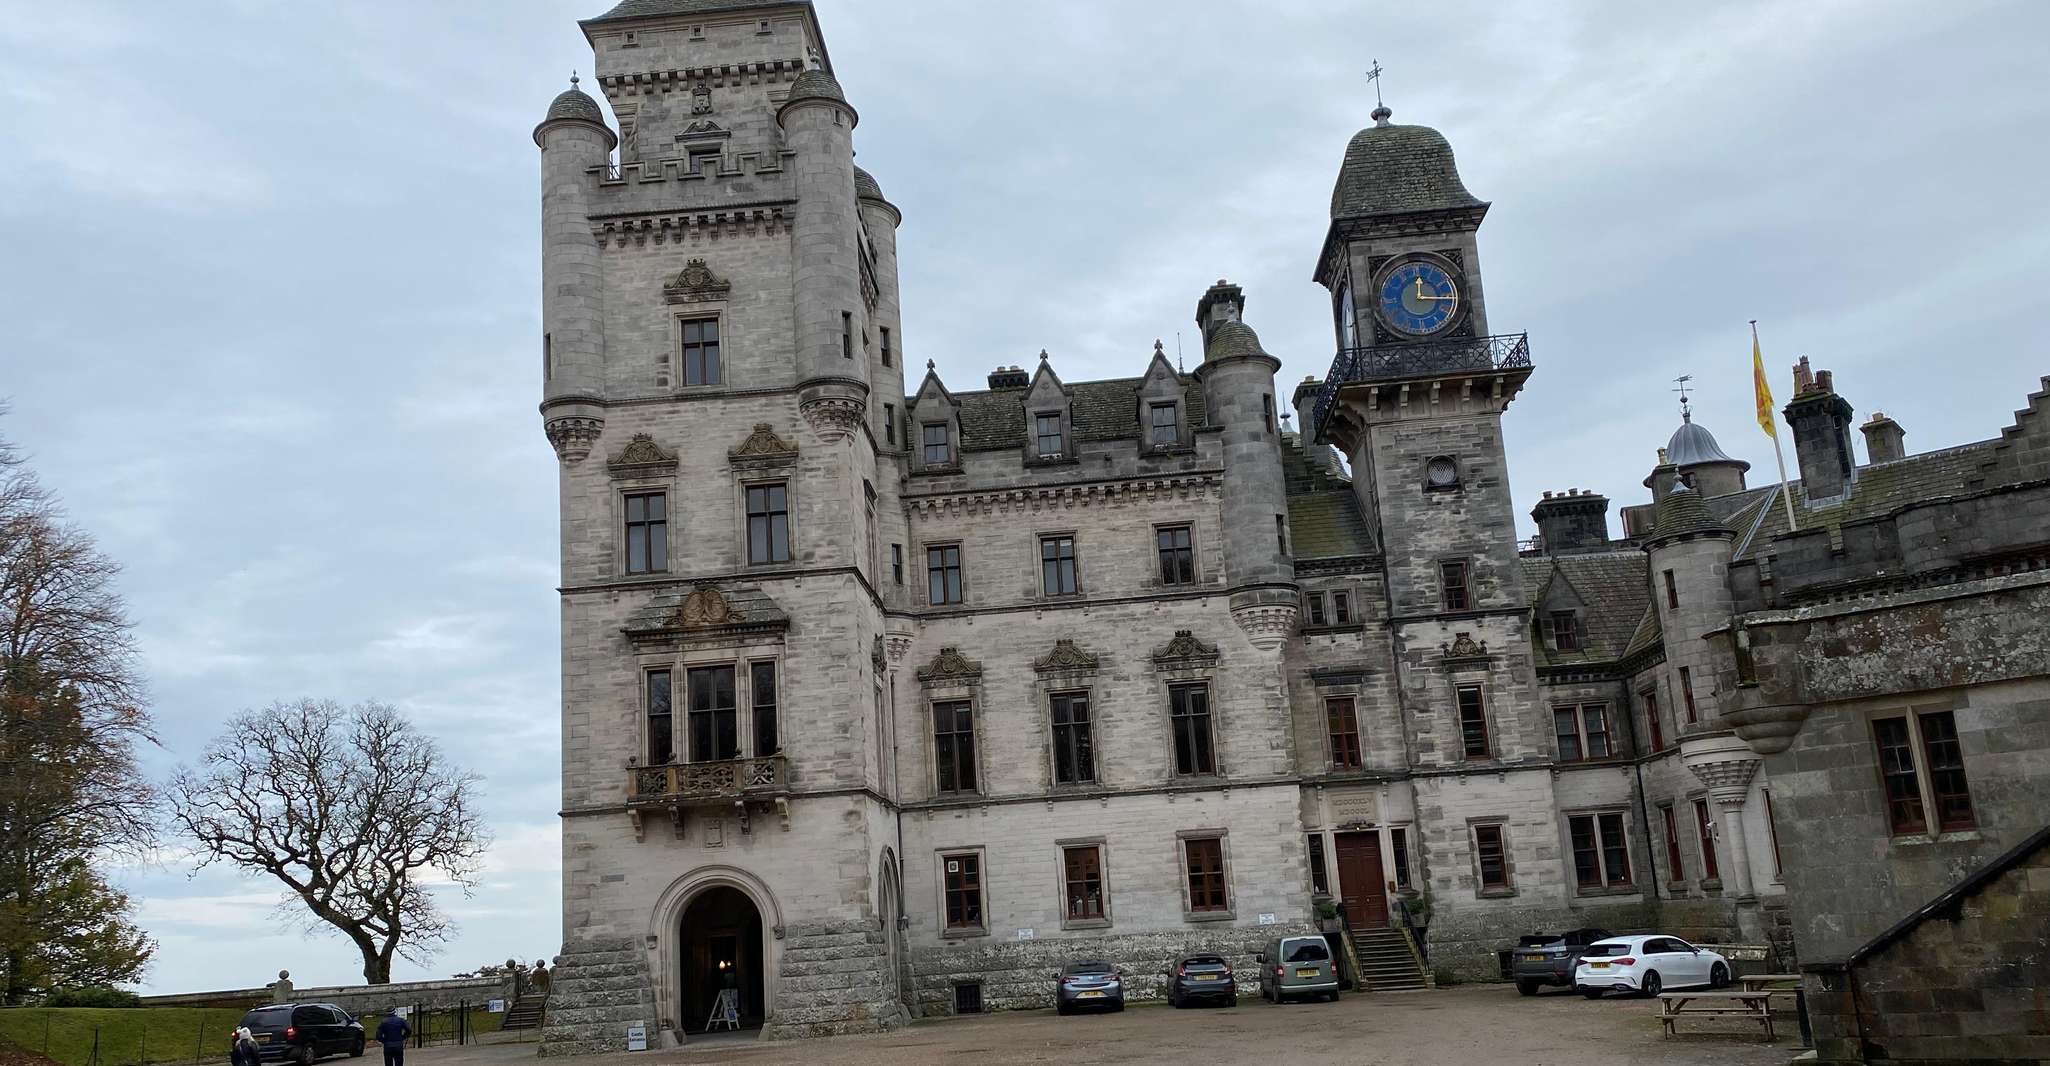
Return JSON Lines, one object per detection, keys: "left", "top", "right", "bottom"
{"left": 1709, "top": 963, "right": 1730, "bottom": 989}
{"left": 1642, "top": 971, "right": 1662, "bottom": 998}
{"left": 1516, "top": 979, "right": 1539, "bottom": 997}
{"left": 1581, "top": 987, "right": 1604, "bottom": 1000}
{"left": 349, "top": 1040, "right": 363, "bottom": 1060}
{"left": 1328, "top": 989, "right": 1341, "bottom": 1002}
{"left": 1112, "top": 999, "right": 1125, "bottom": 1013}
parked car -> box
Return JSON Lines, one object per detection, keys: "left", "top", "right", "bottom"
{"left": 1510, "top": 927, "right": 1612, "bottom": 995}
{"left": 1574, "top": 935, "right": 1731, "bottom": 998}
{"left": 1256, "top": 935, "right": 1340, "bottom": 1003}
{"left": 1165, "top": 953, "right": 1237, "bottom": 1008}
{"left": 235, "top": 1004, "right": 365, "bottom": 1064}
{"left": 1052, "top": 959, "right": 1126, "bottom": 1014}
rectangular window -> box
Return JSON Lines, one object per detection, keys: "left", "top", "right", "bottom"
{"left": 1040, "top": 535, "right": 1078, "bottom": 596}
{"left": 1680, "top": 666, "right": 1698, "bottom": 723}
{"left": 1391, "top": 827, "right": 1411, "bottom": 889}
{"left": 922, "top": 423, "right": 951, "bottom": 465}
{"left": 1306, "top": 834, "right": 1329, "bottom": 895}
{"left": 933, "top": 700, "right": 978, "bottom": 794}
{"left": 880, "top": 326, "right": 892, "bottom": 367}
{"left": 543, "top": 332, "right": 553, "bottom": 381}
{"left": 1156, "top": 525, "right": 1194, "bottom": 585}
{"left": 1062, "top": 846, "right": 1104, "bottom": 921}
{"left": 686, "top": 665, "right": 738, "bottom": 762}
{"left": 1763, "top": 791, "right": 1783, "bottom": 879}
{"left": 1873, "top": 716, "right": 1925, "bottom": 834}
{"left": 1184, "top": 837, "right": 1228, "bottom": 912}
{"left": 1663, "top": 569, "right": 1679, "bottom": 609}
{"left": 1050, "top": 692, "right": 1095, "bottom": 785}
{"left": 646, "top": 669, "right": 673, "bottom": 765}
{"left": 746, "top": 483, "right": 791, "bottom": 564}
{"left": 942, "top": 853, "right": 983, "bottom": 930}
{"left": 1035, "top": 413, "right": 1063, "bottom": 457}
{"left": 1660, "top": 804, "right": 1685, "bottom": 882}
{"left": 624, "top": 492, "right": 667, "bottom": 574}
{"left": 927, "top": 545, "right": 962, "bottom": 605}
{"left": 1554, "top": 703, "right": 1611, "bottom": 762}
{"left": 1569, "top": 812, "right": 1632, "bottom": 890}
{"left": 1149, "top": 402, "right": 1179, "bottom": 446}
{"left": 1474, "top": 823, "right": 1509, "bottom": 890}
{"left": 891, "top": 544, "right": 904, "bottom": 585}
{"left": 1305, "top": 592, "right": 1327, "bottom": 626}
{"left": 1440, "top": 560, "right": 1471, "bottom": 611}
{"left": 1918, "top": 710, "right": 1976, "bottom": 831}
{"left": 1456, "top": 685, "right": 1489, "bottom": 759}
{"left": 841, "top": 310, "right": 853, "bottom": 359}
{"left": 1549, "top": 611, "right": 1580, "bottom": 651}
{"left": 750, "top": 661, "right": 778, "bottom": 756}
{"left": 1326, "top": 696, "right": 1362, "bottom": 770}
{"left": 1276, "top": 514, "right": 1289, "bottom": 555}
{"left": 1643, "top": 688, "right": 1666, "bottom": 752}
{"left": 1262, "top": 393, "right": 1274, "bottom": 433}
{"left": 680, "top": 317, "right": 721, "bottom": 385}
{"left": 1694, "top": 799, "right": 1720, "bottom": 881}
{"left": 884, "top": 403, "right": 897, "bottom": 445}
{"left": 1169, "top": 683, "right": 1216, "bottom": 775}
{"left": 1332, "top": 591, "right": 1353, "bottom": 624}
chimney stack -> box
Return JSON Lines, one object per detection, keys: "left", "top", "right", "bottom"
{"left": 1783, "top": 357, "right": 1857, "bottom": 500}
{"left": 987, "top": 364, "right": 1028, "bottom": 389}
{"left": 1531, "top": 488, "right": 1612, "bottom": 555}
{"left": 1291, "top": 375, "right": 1340, "bottom": 473}
{"left": 1861, "top": 411, "right": 1906, "bottom": 465}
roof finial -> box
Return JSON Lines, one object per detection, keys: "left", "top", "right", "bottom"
{"left": 1153, "top": 338, "right": 1164, "bottom": 359}
{"left": 570, "top": 70, "right": 580, "bottom": 89}
{"left": 1366, "top": 60, "right": 1392, "bottom": 126}
{"left": 926, "top": 358, "right": 935, "bottom": 371}
{"left": 1673, "top": 374, "right": 1694, "bottom": 422}
{"left": 1038, "top": 348, "right": 1049, "bottom": 362}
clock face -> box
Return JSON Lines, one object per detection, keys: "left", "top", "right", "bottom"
{"left": 1377, "top": 259, "right": 1461, "bottom": 336}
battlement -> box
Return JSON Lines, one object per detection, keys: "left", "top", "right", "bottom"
{"left": 581, "top": 149, "right": 797, "bottom": 221}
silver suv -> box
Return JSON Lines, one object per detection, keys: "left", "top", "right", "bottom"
{"left": 1255, "top": 935, "right": 1340, "bottom": 1003}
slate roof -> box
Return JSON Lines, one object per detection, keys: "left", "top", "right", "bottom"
{"left": 1702, "top": 440, "right": 2001, "bottom": 560}
{"left": 542, "top": 86, "right": 607, "bottom": 127}
{"left": 1330, "top": 118, "right": 1484, "bottom": 219}
{"left": 586, "top": 0, "right": 806, "bottom": 22}
{"left": 854, "top": 165, "right": 885, "bottom": 202}
{"left": 1521, "top": 550, "right": 1651, "bottom": 667}
{"left": 1280, "top": 438, "right": 1371, "bottom": 559}
{"left": 952, "top": 376, "right": 1209, "bottom": 453}
{"left": 783, "top": 68, "right": 845, "bottom": 106}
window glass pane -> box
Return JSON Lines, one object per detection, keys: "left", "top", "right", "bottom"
{"left": 1475, "top": 825, "right": 1507, "bottom": 888}
{"left": 1873, "top": 717, "right": 1926, "bottom": 834}
{"left": 1570, "top": 816, "right": 1601, "bottom": 888}
{"left": 646, "top": 670, "right": 672, "bottom": 765}
{"left": 1695, "top": 801, "right": 1720, "bottom": 880}
{"left": 1661, "top": 806, "right": 1685, "bottom": 881}
{"left": 944, "top": 854, "right": 982, "bottom": 928}
{"left": 1326, "top": 697, "right": 1361, "bottom": 770}
{"left": 1391, "top": 827, "right": 1410, "bottom": 888}
{"left": 1554, "top": 708, "right": 1582, "bottom": 762}
{"left": 687, "top": 665, "right": 737, "bottom": 761}
{"left": 1063, "top": 847, "right": 1103, "bottom": 920}
{"left": 1918, "top": 711, "right": 1975, "bottom": 831}
{"left": 751, "top": 661, "right": 778, "bottom": 755}
{"left": 1171, "top": 684, "right": 1214, "bottom": 774}
{"left": 934, "top": 701, "right": 977, "bottom": 793}
{"left": 1457, "top": 686, "right": 1489, "bottom": 759}
{"left": 1185, "top": 838, "right": 1227, "bottom": 911}
{"left": 1306, "top": 834, "right": 1329, "bottom": 894}
{"left": 1598, "top": 813, "right": 1631, "bottom": 885}
{"left": 1584, "top": 705, "right": 1611, "bottom": 758}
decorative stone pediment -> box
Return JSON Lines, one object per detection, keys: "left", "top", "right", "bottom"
{"left": 677, "top": 586, "right": 739, "bottom": 628}
{"left": 677, "top": 118, "right": 729, "bottom": 140}
{"left": 663, "top": 258, "right": 732, "bottom": 304}
{"left": 915, "top": 646, "right": 983, "bottom": 686}
{"left": 728, "top": 423, "right": 800, "bottom": 466}
{"left": 1152, "top": 629, "right": 1220, "bottom": 670}
{"left": 623, "top": 584, "right": 789, "bottom": 649}
{"left": 1034, "top": 639, "right": 1099, "bottom": 675}
{"left": 607, "top": 433, "right": 678, "bottom": 476}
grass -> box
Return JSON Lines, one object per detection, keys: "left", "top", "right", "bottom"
{"left": 0, "top": 1008, "right": 246, "bottom": 1066}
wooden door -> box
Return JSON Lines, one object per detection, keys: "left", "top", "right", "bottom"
{"left": 1334, "top": 832, "right": 1389, "bottom": 929}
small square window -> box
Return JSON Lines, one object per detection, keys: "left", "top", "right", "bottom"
{"left": 1035, "top": 413, "right": 1064, "bottom": 457}
{"left": 1149, "top": 403, "right": 1180, "bottom": 446}
{"left": 922, "top": 423, "right": 952, "bottom": 466}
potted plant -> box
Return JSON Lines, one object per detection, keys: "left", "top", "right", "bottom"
{"left": 1314, "top": 899, "right": 1342, "bottom": 932}
{"left": 1400, "top": 888, "right": 1431, "bottom": 952}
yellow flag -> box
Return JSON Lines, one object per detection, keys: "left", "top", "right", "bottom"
{"left": 1751, "top": 323, "right": 1776, "bottom": 439}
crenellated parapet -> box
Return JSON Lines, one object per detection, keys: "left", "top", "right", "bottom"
{"left": 591, "top": 205, "right": 790, "bottom": 248}
{"left": 596, "top": 59, "right": 809, "bottom": 98}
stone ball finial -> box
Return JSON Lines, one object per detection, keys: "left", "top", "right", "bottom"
{"left": 279, "top": 970, "right": 290, "bottom": 980}
{"left": 506, "top": 957, "right": 518, "bottom": 970}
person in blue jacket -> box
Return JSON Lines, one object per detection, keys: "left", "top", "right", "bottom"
{"left": 374, "top": 1010, "right": 411, "bottom": 1066}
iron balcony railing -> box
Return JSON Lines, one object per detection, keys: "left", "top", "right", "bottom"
{"left": 1311, "top": 333, "right": 1532, "bottom": 441}
{"left": 627, "top": 754, "right": 788, "bottom": 806}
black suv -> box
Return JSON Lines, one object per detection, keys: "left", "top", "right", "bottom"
{"left": 1510, "top": 928, "right": 1612, "bottom": 995}
{"left": 235, "top": 1004, "right": 366, "bottom": 1064}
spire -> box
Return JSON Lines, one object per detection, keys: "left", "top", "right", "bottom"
{"left": 1366, "top": 59, "right": 1392, "bottom": 126}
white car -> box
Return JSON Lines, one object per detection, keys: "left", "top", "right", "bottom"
{"left": 1573, "top": 934, "right": 1730, "bottom": 998}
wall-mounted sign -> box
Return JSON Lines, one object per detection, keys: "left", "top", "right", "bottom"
{"left": 625, "top": 1025, "right": 647, "bottom": 1052}
{"left": 1016, "top": 928, "right": 1035, "bottom": 940}
{"left": 1257, "top": 913, "right": 1278, "bottom": 925}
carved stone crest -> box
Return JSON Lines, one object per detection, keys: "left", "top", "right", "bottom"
{"left": 607, "top": 433, "right": 678, "bottom": 475}
{"left": 728, "top": 423, "right": 800, "bottom": 463}
{"left": 692, "top": 85, "right": 713, "bottom": 115}
{"left": 1442, "top": 632, "right": 1489, "bottom": 659}
{"left": 663, "top": 258, "right": 732, "bottom": 304}
{"left": 1034, "top": 638, "right": 1099, "bottom": 674}
{"left": 1152, "top": 629, "right": 1220, "bottom": 668}
{"left": 676, "top": 586, "right": 740, "bottom": 628}
{"left": 916, "top": 646, "right": 983, "bottom": 685}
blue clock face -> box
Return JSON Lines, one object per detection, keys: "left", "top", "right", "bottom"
{"left": 1377, "top": 260, "right": 1461, "bottom": 336}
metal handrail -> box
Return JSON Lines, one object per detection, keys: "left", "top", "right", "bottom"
{"left": 1312, "top": 333, "right": 1532, "bottom": 441}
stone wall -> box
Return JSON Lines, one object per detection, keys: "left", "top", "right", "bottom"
{"left": 905, "top": 922, "right": 1310, "bottom": 1015}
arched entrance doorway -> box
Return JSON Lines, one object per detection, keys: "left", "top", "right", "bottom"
{"left": 678, "top": 886, "right": 765, "bottom": 1034}
{"left": 877, "top": 855, "right": 906, "bottom": 1010}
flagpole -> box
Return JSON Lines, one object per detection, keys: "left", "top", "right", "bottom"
{"left": 1753, "top": 320, "right": 1800, "bottom": 532}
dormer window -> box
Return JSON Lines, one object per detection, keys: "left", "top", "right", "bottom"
{"left": 1543, "top": 610, "right": 1584, "bottom": 652}
{"left": 1035, "top": 413, "right": 1064, "bottom": 458}
{"left": 1149, "top": 403, "right": 1180, "bottom": 446}
{"left": 922, "top": 423, "right": 953, "bottom": 465}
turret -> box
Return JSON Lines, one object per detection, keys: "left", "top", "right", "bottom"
{"left": 855, "top": 165, "right": 904, "bottom": 447}
{"left": 1662, "top": 409, "right": 1750, "bottom": 499}
{"left": 777, "top": 66, "right": 868, "bottom": 442}
{"left": 534, "top": 76, "right": 616, "bottom": 463}
{"left": 1192, "top": 280, "right": 1297, "bottom": 648}
{"left": 1644, "top": 483, "right": 1736, "bottom": 738}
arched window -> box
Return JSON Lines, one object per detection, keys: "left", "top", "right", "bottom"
{"left": 1337, "top": 282, "right": 1359, "bottom": 350}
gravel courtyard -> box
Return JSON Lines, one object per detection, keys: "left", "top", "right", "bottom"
{"left": 445, "top": 985, "right": 1801, "bottom": 1066}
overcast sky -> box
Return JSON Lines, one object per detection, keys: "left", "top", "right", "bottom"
{"left": 2, "top": 0, "right": 2046, "bottom": 994}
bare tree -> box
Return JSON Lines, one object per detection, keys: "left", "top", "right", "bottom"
{"left": 0, "top": 415, "right": 158, "bottom": 1003}
{"left": 171, "top": 700, "right": 490, "bottom": 983}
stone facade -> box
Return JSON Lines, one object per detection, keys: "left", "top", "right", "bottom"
{"left": 529, "top": 0, "right": 2050, "bottom": 1052}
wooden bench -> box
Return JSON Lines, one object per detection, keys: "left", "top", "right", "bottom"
{"left": 1657, "top": 991, "right": 1775, "bottom": 1041}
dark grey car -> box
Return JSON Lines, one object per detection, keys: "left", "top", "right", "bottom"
{"left": 1511, "top": 927, "right": 1612, "bottom": 995}
{"left": 1052, "top": 959, "right": 1125, "bottom": 1015}
{"left": 1165, "top": 954, "right": 1237, "bottom": 1008}
{"left": 235, "top": 1004, "right": 364, "bottom": 1064}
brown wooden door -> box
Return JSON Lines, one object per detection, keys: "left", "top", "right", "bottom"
{"left": 1334, "top": 832, "right": 1389, "bottom": 929}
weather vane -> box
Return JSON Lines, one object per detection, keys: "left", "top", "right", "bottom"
{"left": 1366, "top": 60, "right": 1385, "bottom": 107}
{"left": 1673, "top": 374, "right": 1694, "bottom": 420}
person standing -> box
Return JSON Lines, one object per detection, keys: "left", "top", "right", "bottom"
{"left": 230, "top": 1027, "right": 260, "bottom": 1066}
{"left": 374, "top": 1010, "right": 411, "bottom": 1066}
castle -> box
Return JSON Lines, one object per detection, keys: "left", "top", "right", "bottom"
{"left": 533, "top": 1, "right": 2050, "bottom": 1055}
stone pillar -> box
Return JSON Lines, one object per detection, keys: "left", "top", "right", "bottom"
{"left": 269, "top": 970, "right": 293, "bottom": 1004}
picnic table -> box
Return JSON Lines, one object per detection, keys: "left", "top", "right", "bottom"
{"left": 1657, "top": 990, "right": 1775, "bottom": 1041}
{"left": 1736, "top": 973, "right": 1801, "bottom": 992}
